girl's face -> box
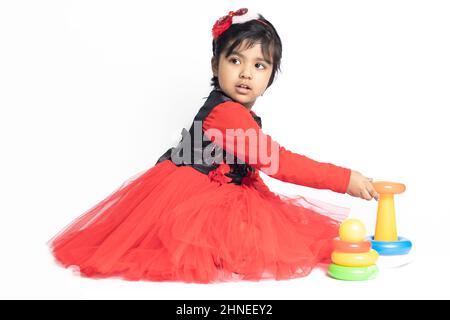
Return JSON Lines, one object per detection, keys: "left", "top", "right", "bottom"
{"left": 212, "top": 41, "right": 273, "bottom": 109}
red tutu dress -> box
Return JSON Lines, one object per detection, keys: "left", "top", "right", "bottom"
{"left": 48, "top": 89, "right": 351, "bottom": 283}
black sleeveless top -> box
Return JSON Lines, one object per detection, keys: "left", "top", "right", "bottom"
{"left": 155, "top": 89, "right": 262, "bottom": 185}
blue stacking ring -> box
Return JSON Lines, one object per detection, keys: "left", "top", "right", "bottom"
{"left": 368, "top": 236, "right": 412, "bottom": 256}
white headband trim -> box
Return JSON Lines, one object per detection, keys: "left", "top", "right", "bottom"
{"left": 232, "top": 11, "right": 260, "bottom": 25}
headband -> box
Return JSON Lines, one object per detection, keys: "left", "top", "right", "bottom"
{"left": 212, "top": 8, "right": 270, "bottom": 40}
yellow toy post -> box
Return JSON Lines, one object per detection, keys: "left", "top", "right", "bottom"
{"left": 372, "top": 181, "right": 405, "bottom": 241}
{"left": 369, "top": 181, "right": 412, "bottom": 260}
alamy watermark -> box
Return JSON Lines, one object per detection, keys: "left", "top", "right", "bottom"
{"left": 170, "top": 121, "right": 280, "bottom": 175}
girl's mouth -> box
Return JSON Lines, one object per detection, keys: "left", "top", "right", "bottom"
{"left": 236, "top": 84, "right": 251, "bottom": 94}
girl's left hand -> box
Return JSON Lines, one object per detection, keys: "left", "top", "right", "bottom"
{"left": 346, "top": 170, "right": 379, "bottom": 201}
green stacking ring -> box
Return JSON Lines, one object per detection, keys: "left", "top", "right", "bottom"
{"left": 328, "top": 264, "right": 379, "bottom": 281}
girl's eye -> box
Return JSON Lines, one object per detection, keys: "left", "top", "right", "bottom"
{"left": 230, "top": 58, "right": 240, "bottom": 65}
{"left": 255, "top": 63, "right": 266, "bottom": 70}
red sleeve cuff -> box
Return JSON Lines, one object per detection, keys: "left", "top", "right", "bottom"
{"left": 329, "top": 166, "right": 351, "bottom": 194}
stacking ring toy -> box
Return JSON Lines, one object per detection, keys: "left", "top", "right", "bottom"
{"left": 371, "top": 181, "right": 406, "bottom": 241}
{"left": 369, "top": 236, "right": 412, "bottom": 256}
{"left": 333, "top": 238, "right": 372, "bottom": 253}
{"left": 328, "top": 264, "right": 379, "bottom": 281}
{"left": 339, "top": 219, "right": 367, "bottom": 242}
{"left": 332, "top": 249, "right": 379, "bottom": 267}
{"left": 372, "top": 181, "right": 406, "bottom": 194}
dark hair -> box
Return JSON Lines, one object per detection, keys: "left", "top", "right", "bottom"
{"left": 211, "top": 15, "right": 282, "bottom": 90}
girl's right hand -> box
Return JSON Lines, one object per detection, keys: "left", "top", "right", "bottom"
{"left": 346, "top": 170, "right": 379, "bottom": 201}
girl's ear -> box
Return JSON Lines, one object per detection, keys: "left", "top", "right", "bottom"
{"left": 211, "top": 56, "right": 218, "bottom": 76}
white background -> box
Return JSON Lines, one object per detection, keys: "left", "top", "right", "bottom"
{"left": 1, "top": 0, "right": 449, "bottom": 299}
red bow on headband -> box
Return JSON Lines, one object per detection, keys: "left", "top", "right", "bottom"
{"left": 212, "top": 8, "right": 248, "bottom": 40}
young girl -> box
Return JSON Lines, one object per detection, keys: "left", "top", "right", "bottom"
{"left": 48, "top": 8, "right": 378, "bottom": 283}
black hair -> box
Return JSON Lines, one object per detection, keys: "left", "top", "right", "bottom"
{"left": 211, "top": 14, "right": 282, "bottom": 90}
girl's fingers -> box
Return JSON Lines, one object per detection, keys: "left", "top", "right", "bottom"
{"left": 361, "top": 188, "right": 372, "bottom": 200}
{"left": 369, "top": 188, "right": 379, "bottom": 201}
{"left": 366, "top": 182, "right": 379, "bottom": 201}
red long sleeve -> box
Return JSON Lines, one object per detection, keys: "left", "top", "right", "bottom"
{"left": 202, "top": 101, "right": 351, "bottom": 193}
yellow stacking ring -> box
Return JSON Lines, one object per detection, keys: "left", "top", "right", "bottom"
{"left": 332, "top": 249, "right": 379, "bottom": 267}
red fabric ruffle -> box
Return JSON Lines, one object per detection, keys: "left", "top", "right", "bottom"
{"left": 48, "top": 160, "right": 349, "bottom": 283}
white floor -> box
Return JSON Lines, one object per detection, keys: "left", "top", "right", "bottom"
{"left": 1, "top": 243, "right": 447, "bottom": 300}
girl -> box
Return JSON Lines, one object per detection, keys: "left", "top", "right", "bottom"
{"left": 48, "top": 8, "right": 378, "bottom": 283}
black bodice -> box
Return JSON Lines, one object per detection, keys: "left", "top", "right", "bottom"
{"left": 156, "top": 90, "right": 262, "bottom": 185}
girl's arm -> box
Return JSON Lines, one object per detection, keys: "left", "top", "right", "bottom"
{"left": 203, "top": 101, "right": 351, "bottom": 193}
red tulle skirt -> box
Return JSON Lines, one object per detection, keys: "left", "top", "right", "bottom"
{"left": 48, "top": 160, "right": 349, "bottom": 283}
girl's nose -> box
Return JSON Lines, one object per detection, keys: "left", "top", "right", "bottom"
{"left": 239, "top": 67, "right": 252, "bottom": 79}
